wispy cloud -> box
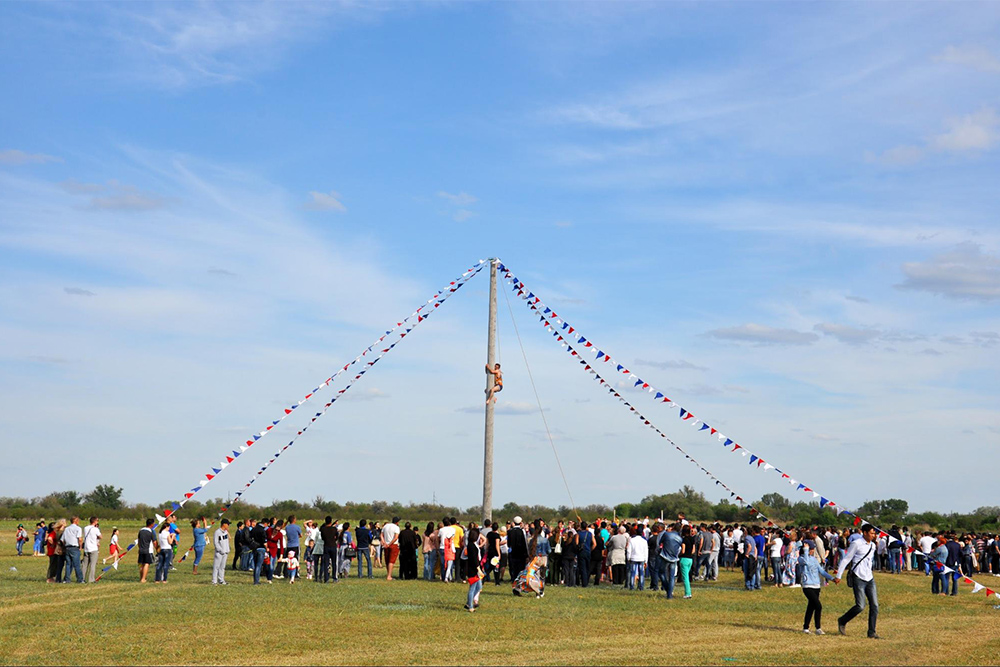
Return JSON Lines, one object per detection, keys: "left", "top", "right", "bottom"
{"left": 930, "top": 107, "right": 1000, "bottom": 153}
{"left": 0, "top": 149, "right": 62, "bottom": 166}
{"left": 304, "top": 190, "right": 347, "bottom": 212}
{"left": 437, "top": 191, "right": 477, "bottom": 206}
{"left": 934, "top": 45, "right": 1000, "bottom": 74}
{"left": 59, "top": 179, "right": 104, "bottom": 194}
{"left": 704, "top": 323, "right": 819, "bottom": 346}
{"left": 58, "top": 178, "right": 168, "bottom": 211}
{"left": 635, "top": 358, "right": 708, "bottom": 371}
{"left": 453, "top": 209, "right": 476, "bottom": 222}
{"left": 813, "top": 322, "right": 881, "bottom": 345}
{"left": 456, "top": 401, "right": 540, "bottom": 415}
{"left": 64, "top": 287, "right": 95, "bottom": 297}
{"left": 896, "top": 242, "right": 1000, "bottom": 301}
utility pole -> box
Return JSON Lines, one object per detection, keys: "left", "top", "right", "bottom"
{"left": 482, "top": 258, "right": 497, "bottom": 524}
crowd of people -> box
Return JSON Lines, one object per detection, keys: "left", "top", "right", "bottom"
{"left": 19, "top": 512, "right": 1000, "bottom": 629}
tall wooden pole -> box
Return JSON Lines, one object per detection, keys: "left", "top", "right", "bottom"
{"left": 482, "top": 258, "right": 497, "bottom": 524}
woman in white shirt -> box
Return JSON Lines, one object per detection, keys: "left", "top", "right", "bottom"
{"left": 154, "top": 525, "right": 176, "bottom": 583}
{"left": 769, "top": 532, "right": 785, "bottom": 587}
{"left": 626, "top": 526, "right": 649, "bottom": 591}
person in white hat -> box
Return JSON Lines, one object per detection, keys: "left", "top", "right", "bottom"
{"left": 507, "top": 517, "right": 528, "bottom": 583}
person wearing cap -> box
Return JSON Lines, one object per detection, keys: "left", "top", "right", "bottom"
{"left": 507, "top": 516, "right": 528, "bottom": 583}
{"left": 212, "top": 519, "right": 231, "bottom": 585}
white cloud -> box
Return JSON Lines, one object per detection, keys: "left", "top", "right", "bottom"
{"left": 704, "top": 323, "right": 819, "bottom": 346}
{"left": 864, "top": 144, "right": 924, "bottom": 166}
{"left": 934, "top": 45, "right": 1000, "bottom": 74}
{"left": 813, "top": 322, "right": 881, "bottom": 345}
{"left": 453, "top": 209, "right": 476, "bottom": 222}
{"left": 896, "top": 242, "right": 1000, "bottom": 301}
{"left": 0, "top": 149, "right": 62, "bottom": 165}
{"left": 931, "top": 108, "right": 1000, "bottom": 152}
{"left": 456, "top": 401, "right": 539, "bottom": 415}
{"left": 634, "top": 358, "right": 708, "bottom": 371}
{"left": 304, "top": 190, "right": 346, "bottom": 212}
{"left": 59, "top": 179, "right": 104, "bottom": 194}
{"left": 64, "top": 287, "right": 95, "bottom": 297}
{"left": 437, "top": 191, "right": 477, "bottom": 206}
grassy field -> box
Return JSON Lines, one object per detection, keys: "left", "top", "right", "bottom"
{"left": 1, "top": 520, "right": 998, "bottom": 666}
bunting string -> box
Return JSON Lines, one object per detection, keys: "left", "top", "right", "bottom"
{"left": 155, "top": 260, "right": 488, "bottom": 522}
{"left": 499, "top": 262, "right": 1000, "bottom": 602}
{"left": 175, "top": 261, "right": 487, "bottom": 562}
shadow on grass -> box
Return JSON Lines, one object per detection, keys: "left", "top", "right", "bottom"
{"left": 728, "top": 621, "right": 804, "bottom": 634}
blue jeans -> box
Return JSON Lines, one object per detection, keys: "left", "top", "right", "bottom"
{"left": 755, "top": 557, "right": 764, "bottom": 589}
{"left": 648, "top": 556, "right": 663, "bottom": 590}
{"left": 193, "top": 545, "right": 205, "bottom": 567}
{"left": 438, "top": 549, "right": 446, "bottom": 580}
{"left": 155, "top": 549, "right": 172, "bottom": 582}
{"left": 63, "top": 546, "right": 83, "bottom": 583}
{"left": 743, "top": 556, "right": 757, "bottom": 590}
{"left": 253, "top": 548, "right": 268, "bottom": 584}
{"left": 423, "top": 550, "right": 436, "bottom": 581}
{"left": 467, "top": 577, "right": 482, "bottom": 608}
{"left": 358, "top": 547, "right": 373, "bottom": 578}
{"left": 839, "top": 577, "right": 878, "bottom": 637}
{"left": 887, "top": 547, "right": 900, "bottom": 573}
{"left": 943, "top": 570, "right": 959, "bottom": 595}
{"left": 240, "top": 548, "right": 253, "bottom": 571}
{"left": 697, "top": 553, "right": 710, "bottom": 579}
{"left": 662, "top": 560, "right": 677, "bottom": 599}
{"left": 771, "top": 557, "right": 784, "bottom": 585}
{"left": 578, "top": 556, "right": 591, "bottom": 587}
{"left": 628, "top": 561, "right": 645, "bottom": 590}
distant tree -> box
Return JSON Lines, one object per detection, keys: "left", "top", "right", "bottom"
{"left": 53, "top": 490, "right": 82, "bottom": 508}
{"left": 86, "top": 484, "right": 124, "bottom": 510}
{"left": 856, "top": 498, "right": 909, "bottom": 525}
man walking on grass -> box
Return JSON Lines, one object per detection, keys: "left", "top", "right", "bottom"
{"left": 137, "top": 518, "right": 156, "bottom": 583}
{"left": 382, "top": 517, "right": 401, "bottom": 581}
{"left": 82, "top": 517, "right": 101, "bottom": 583}
{"left": 835, "top": 523, "right": 879, "bottom": 639}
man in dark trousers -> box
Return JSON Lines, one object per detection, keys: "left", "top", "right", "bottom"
{"left": 319, "top": 516, "right": 339, "bottom": 584}
{"left": 507, "top": 516, "right": 528, "bottom": 581}
{"left": 249, "top": 518, "right": 271, "bottom": 584}
{"left": 232, "top": 521, "right": 244, "bottom": 571}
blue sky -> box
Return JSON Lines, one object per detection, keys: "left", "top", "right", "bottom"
{"left": 1, "top": 2, "right": 998, "bottom": 514}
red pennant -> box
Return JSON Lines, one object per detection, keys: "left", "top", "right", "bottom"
{"left": 184, "top": 493, "right": 194, "bottom": 499}
{"left": 987, "top": 588, "right": 995, "bottom": 596}
{"left": 733, "top": 444, "right": 742, "bottom": 451}
{"left": 163, "top": 510, "right": 173, "bottom": 517}
{"left": 226, "top": 456, "right": 234, "bottom": 463}
{"left": 710, "top": 428, "right": 717, "bottom": 435}
{"left": 246, "top": 440, "right": 253, "bottom": 446}
{"left": 964, "top": 577, "right": 973, "bottom": 584}
{"left": 205, "top": 474, "right": 215, "bottom": 481}
{"left": 284, "top": 409, "right": 292, "bottom": 415}
{"left": 853, "top": 517, "right": 862, "bottom": 526}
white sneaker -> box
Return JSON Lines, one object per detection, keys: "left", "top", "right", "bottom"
{"left": 803, "top": 629, "right": 811, "bottom": 634}
{"left": 815, "top": 629, "right": 825, "bottom": 635}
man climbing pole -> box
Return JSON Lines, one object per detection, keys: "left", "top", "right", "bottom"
{"left": 485, "top": 363, "right": 503, "bottom": 404}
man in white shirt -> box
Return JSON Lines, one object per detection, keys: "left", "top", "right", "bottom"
{"left": 709, "top": 527, "right": 721, "bottom": 581}
{"left": 61, "top": 516, "right": 84, "bottom": 583}
{"left": 82, "top": 517, "right": 102, "bottom": 583}
{"left": 834, "top": 524, "right": 879, "bottom": 639}
{"left": 918, "top": 532, "right": 936, "bottom": 575}
{"left": 213, "top": 519, "right": 231, "bottom": 585}
{"left": 382, "top": 517, "right": 401, "bottom": 581}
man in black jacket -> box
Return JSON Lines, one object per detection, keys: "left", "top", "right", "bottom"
{"left": 318, "top": 516, "right": 339, "bottom": 584}
{"left": 249, "top": 518, "right": 270, "bottom": 584}
{"left": 507, "top": 516, "right": 528, "bottom": 582}
{"left": 232, "top": 521, "right": 244, "bottom": 570}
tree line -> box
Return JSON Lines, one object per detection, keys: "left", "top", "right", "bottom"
{"left": 1, "top": 484, "right": 997, "bottom": 533}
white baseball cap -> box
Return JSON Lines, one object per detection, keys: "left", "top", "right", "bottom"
{"left": 513, "top": 516, "right": 522, "bottom": 525}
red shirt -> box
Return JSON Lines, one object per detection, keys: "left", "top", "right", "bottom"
{"left": 266, "top": 527, "right": 283, "bottom": 556}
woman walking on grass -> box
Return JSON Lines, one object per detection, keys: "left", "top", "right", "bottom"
{"left": 799, "top": 542, "right": 836, "bottom": 634}
{"left": 464, "top": 528, "right": 483, "bottom": 612}
{"left": 679, "top": 524, "right": 696, "bottom": 599}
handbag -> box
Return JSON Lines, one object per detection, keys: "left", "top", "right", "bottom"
{"left": 344, "top": 547, "right": 357, "bottom": 558}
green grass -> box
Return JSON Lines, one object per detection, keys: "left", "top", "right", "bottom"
{"left": 2, "top": 520, "right": 999, "bottom": 665}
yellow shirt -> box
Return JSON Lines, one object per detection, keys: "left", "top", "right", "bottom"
{"left": 453, "top": 525, "right": 464, "bottom": 548}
